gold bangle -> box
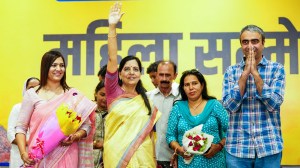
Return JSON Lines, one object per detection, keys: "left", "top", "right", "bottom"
{"left": 108, "top": 34, "right": 117, "bottom": 38}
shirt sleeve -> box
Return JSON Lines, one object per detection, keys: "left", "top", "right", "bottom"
{"left": 256, "top": 63, "right": 285, "bottom": 112}
{"left": 79, "top": 118, "right": 91, "bottom": 139}
{"left": 222, "top": 66, "right": 244, "bottom": 113}
{"left": 7, "top": 104, "right": 21, "bottom": 143}
{"left": 166, "top": 103, "right": 180, "bottom": 146}
{"left": 105, "top": 70, "right": 123, "bottom": 106}
{"left": 213, "top": 100, "right": 229, "bottom": 139}
{"left": 15, "top": 89, "right": 35, "bottom": 135}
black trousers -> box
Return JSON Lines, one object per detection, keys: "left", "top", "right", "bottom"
{"left": 157, "top": 161, "right": 172, "bottom": 168}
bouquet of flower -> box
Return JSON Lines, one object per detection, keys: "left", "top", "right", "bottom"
{"left": 24, "top": 100, "right": 83, "bottom": 167}
{"left": 182, "top": 124, "right": 214, "bottom": 164}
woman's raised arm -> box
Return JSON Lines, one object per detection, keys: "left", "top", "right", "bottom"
{"left": 107, "top": 2, "right": 124, "bottom": 73}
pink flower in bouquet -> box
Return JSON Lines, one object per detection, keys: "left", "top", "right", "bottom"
{"left": 193, "top": 135, "right": 202, "bottom": 141}
{"left": 186, "top": 133, "right": 208, "bottom": 152}
{"left": 187, "top": 135, "right": 193, "bottom": 140}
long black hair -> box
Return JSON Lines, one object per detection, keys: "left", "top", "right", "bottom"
{"left": 118, "top": 55, "right": 152, "bottom": 115}
{"left": 179, "top": 69, "right": 216, "bottom": 101}
{"left": 37, "top": 50, "right": 70, "bottom": 92}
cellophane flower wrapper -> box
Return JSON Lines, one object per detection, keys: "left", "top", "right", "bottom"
{"left": 182, "top": 124, "right": 214, "bottom": 164}
{"left": 24, "top": 101, "right": 82, "bottom": 167}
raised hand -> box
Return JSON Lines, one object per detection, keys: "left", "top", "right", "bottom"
{"left": 108, "top": 2, "right": 125, "bottom": 25}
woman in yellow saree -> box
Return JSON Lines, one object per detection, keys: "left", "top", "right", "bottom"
{"left": 103, "top": 2, "right": 161, "bottom": 167}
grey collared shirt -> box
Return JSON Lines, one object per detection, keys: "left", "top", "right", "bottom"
{"left": 147, "top": 83, "right": 181, "bottom": 161}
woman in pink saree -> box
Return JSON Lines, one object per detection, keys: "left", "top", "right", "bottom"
{"left": 15, "top": 50, "right": 96, "bottom": 167}
{"left": 103, "top": 2, "right": 161, "bottom": 167}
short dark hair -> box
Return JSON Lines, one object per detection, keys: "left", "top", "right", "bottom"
{"left": 240, "top": 25, "right": 265, "bottom": 44}
{"left": 158, "top": 60, "right": 177, "bottom": 74}
{"left": 98, "top": 64, "right": 107, "bottom": 79}
{"left": 146, "top": 61, "right": 161, "bottom": 74}
{"left": 94, "top": 80, "right": 105, "bottom": 101}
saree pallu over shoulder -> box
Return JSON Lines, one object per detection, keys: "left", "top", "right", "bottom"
{"left": 104, "top": 94, "right": 161, "bottom": 168}
{"left": 29, "top": 88, "right": 96, "bottom": 167}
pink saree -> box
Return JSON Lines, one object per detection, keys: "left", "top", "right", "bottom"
{"left": 16, "top": 88, "right": 96, "bottom": 168}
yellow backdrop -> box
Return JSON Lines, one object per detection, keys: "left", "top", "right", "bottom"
{"left": 0, "top": 0, "right": 299, "bottom": 165}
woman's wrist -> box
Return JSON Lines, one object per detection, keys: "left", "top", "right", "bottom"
{"left": 108, "top": 33, "right": 117, "bottom": 38}
{"left": 171, "top": 146, "right": 179, "bottom": 160}
{"left": 174, "top": 146, "right": 185, "bottom": 157}
{"left": 217, "top": 142, "right": 224, "bottom": 151}
{"left": 73, "top": 132, "right": 82, "bottom": 141}
{"left": 20, "top": 151, "right": 27, "bottom": 158}
{"left": 174, "top": 147, "right": 179, "bottom": 155}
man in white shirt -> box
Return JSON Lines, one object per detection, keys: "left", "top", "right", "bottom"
{"left": 147, "top": 61, "right": 180, "bottom": 168}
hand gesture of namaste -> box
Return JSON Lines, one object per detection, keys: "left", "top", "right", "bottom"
{"left": 244, "top": 46, "right": 259, "bottom": 76}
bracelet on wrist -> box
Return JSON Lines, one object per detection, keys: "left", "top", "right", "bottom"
{"left": 218, "top": 142, "right": 224, "bottom": 149}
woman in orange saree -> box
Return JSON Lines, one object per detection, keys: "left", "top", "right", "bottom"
{"left": 15, "top": 50, "right": 96, "bottom": 167}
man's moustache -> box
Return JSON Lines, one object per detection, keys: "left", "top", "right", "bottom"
{"left": 160, "top": 81, "right": 170, "bottom": 84}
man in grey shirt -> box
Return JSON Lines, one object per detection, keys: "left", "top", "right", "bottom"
{"left": 147, "top": 60, "right": 180, "bottom": 168}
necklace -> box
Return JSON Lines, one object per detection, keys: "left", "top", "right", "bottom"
{"left": 189, "top": 99, "right": 204, "bottom": 110}
{"left": 121, "top": 86, "right": 137, "bottom": 95}
{"left": 42, "top": 86, "right": 63, "bottom": 100}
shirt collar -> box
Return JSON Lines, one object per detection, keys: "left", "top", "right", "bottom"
{"left": 153, "top": 82, "right": 180, "bottom": 97}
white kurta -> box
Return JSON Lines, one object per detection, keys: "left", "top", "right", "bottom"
{"left": 7, "top": 103, "right": 29, "bottom": 168}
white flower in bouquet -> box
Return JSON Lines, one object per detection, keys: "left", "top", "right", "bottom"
{"left": 182, "top": 124, "right": 214, "bottom": 164}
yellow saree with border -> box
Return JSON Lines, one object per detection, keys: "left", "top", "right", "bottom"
{"left": 103, "top": 94, "right": 161, "bottom": 168}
